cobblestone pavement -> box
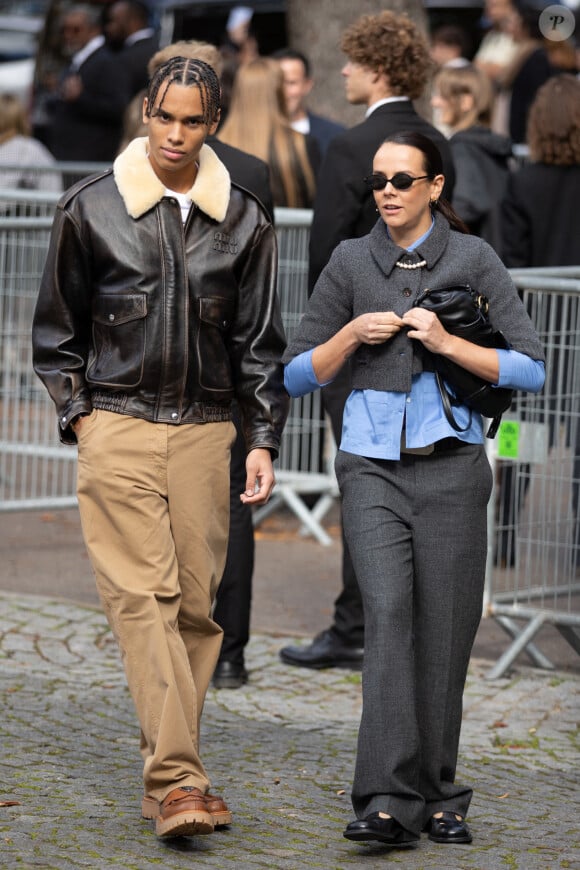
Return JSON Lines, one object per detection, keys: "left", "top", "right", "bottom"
{"left": 1, "top": 592, "right": 579, "bottom": 870}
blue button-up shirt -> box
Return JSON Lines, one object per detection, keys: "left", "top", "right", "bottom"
{"left": 284, "top": 222, "right": 545, "bottom": 460}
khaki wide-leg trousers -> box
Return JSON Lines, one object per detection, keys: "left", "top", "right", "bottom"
{"left": 76, "top": 410, "right": 235, "bottom": 802}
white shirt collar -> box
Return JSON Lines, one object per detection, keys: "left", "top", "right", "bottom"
{"left": 291, "top": 117, "right": 310, "bottom": 135}
{"left": 71, "top": 34, "right": 105, "bottom": 71}
{"left": 365, "top": 96, "right": 409, "bottom": 119}
{"left": 125, "top": 27, "right": 155, "bottom": 46}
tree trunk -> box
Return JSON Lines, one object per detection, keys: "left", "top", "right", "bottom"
{"left": 285, "top": 0, "right": 431, "bottom": 126}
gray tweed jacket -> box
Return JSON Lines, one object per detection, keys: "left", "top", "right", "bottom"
{"left": 285, "top": 212, "right": 544, "bottom": 393}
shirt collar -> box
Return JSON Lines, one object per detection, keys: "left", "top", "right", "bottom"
{"left": 386, "top": 217, "right": 435, "bottom": 251}
{"left": 71, "top": 34, "right": 105, "bottom": 70}
{"left": 369, "top": 211, "right": 449, "bottom": 275}
{"left": 125, "top": 28, "right": 155, "bottom": 46}
{"left": 365, "top": 96, "right": 409, "bottom": 119}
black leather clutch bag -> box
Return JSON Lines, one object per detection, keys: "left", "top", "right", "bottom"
{"left": 415, "top": 284, "right": 513, "bottom": 438}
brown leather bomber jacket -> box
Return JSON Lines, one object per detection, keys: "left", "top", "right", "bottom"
{"left": 32, "top": 139, "right": 289, "bottom": 451}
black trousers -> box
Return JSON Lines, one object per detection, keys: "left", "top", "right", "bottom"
{"left": 321, "top": 361, "right": 364, "bottom": 647}
{"left": 212, "top": 407, "right": 255, "bottom": 665}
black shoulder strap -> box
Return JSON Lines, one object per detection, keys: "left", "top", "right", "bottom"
{"left": 435, "top": 371, "right": 502, "bottom": 438}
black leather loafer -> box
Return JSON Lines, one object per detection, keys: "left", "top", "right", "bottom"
{"left": 279, "top": 629, "right": 364, "bottom": 670}
{"left": 343, "top": 813, "right": 419, "bottom": 846}
{"left": 212, "top": 661, "right": 248, "bottom": 689}
{"left": 427, "top": 811, "right": 472, "bottom": 844}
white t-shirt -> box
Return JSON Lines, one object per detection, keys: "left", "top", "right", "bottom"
{"left": 164, "top": 188, "right": 192, "bottom": 223}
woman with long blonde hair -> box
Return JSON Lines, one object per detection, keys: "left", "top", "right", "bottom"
{"left": 218, "top": 57, "right": 320, "bottom": 208}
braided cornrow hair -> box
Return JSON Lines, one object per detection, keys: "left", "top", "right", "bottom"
{"left": 145, "top": 56, "right": 221, "bottom": 125}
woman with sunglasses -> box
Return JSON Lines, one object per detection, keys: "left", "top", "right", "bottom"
{"left": 283, "top": 131, "right": 545, "bottom": 849}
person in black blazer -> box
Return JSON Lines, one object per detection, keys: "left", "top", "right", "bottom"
{"left": 47, "top": 5, "right": 130, "bottom": 163}
{"left": 272, "top": 48, "right": 346, "bottom": 159}
{"left": 206, "top": 135, "right": 274, "bottom": 689}
{"left": 307, "top": 112, "right": 345, "bottom": 158}
{"left": 105, "top": 0, "right": 159, "bottom": 99}
{"left": 280, "top": 10, "right": 456, "bottom": 673}
{"left": 208, "top": 137, "right": 274, "bottom": 221}
{"left": 499, "top": 74, "right": 580, "bottom": 568}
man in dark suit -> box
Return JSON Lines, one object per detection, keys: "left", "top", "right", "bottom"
{"left": 104, "top": 0, "right": 159, "bottom": 98}
{"left": 272, "top": 48, "right": 345, "bottom": 159}
{"left": 47, "top": 4, "right": 129, "bottom": 162}
{"left": 206, "top": 135, "right": 274, "bottom": 689}
{"left": 209, "top": 137, "right": 273, "bottom": 221}
{"left": 279, "top": 10, "right": 456, "bottom": 672}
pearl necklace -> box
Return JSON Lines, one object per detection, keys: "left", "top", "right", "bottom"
{"left": 395, "top": 259, "right": 427, "bottom": 270}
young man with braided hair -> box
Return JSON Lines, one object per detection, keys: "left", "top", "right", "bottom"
{"left": 32, "top": 57, "right": 288, "bottom": 839}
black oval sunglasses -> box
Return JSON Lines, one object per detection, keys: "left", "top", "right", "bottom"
{"left": 364, "top": 172, "right": 430, "bottom": 191}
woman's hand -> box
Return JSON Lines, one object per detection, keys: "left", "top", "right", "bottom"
{"left": 312, "top": 311, "right": 404, "bottom": 385}
{"left": 351, "top": 311, "right": 406, "bottom": 346}
{"left": 402, "top": 307, "right": 453, "bottom": 354}
{"left": 403, "top": 307, "right": 500, "bottom": 383}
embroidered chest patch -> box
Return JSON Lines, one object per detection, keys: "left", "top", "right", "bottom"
{"left": 213, "top": 232, "right": 238, "bottom": 254}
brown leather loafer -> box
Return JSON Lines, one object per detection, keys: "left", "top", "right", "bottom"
{"left": 142, "top": 789, "right": 232, "bottom": 828}
{"left": 154, "top": 786, "right": 214, "bottom": 839}
{"left": 204, "top": 792, "right": 232, "bottom": 827}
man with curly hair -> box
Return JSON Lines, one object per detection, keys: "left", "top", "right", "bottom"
{"left": 280, "top": 10, "right": 455, "bottom": 673}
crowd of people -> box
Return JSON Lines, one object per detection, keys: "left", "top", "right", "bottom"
{"left": 21, "top": 0, "right": 579, "bottom": 855}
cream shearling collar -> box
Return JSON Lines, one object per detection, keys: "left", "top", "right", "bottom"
{"left": 113, "top": 137, "right": 231, "bottom": 221}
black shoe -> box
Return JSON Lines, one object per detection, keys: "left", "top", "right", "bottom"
{"left": 212, "top": 660, "right": 248, "bottom": 689}
{"left": 279, "top": 629, "right": 364, "bottom": 670}
{"left": 426, "top": 812, "right": 472, "bottom": 844}
{"left": 343, "top": 813, "right": 419, "bottom": 846}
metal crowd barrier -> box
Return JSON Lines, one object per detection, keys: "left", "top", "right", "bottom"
{"left": 0, "top": 195, "right": 337, "bottom": 544}
{"left": 254, "top": 208, "right": 338, "bottom": 545}
{"left": 484, "top": 268, "right": 580, "bottom": 677}
{"left": 0, "top": 161, "right": 109, "bottom": 193}
{"left": 0, "top": 190, "right": 578, "bottom": 675}
{"left": 0, "top": 213, "right": 77, "bottom": 511}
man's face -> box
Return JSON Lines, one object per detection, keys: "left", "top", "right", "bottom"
{"left": 104, "top": 2, "right": 131, "bottom": 49}
{"left": 485, "top": 0, "right": 513, "bottom": 25}
{"left": 278, "top": 58, "right": 313, "bottom": 121}
{"left": 341, "top": 60, "right": 376, "bottom": 105}
{"left": 60, "top": 12, "right": 95, "bottom": 56}
{"left": 143, "top": 82, "right": 219, "bottom": 192}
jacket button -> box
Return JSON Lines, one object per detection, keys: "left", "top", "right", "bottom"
{"left": 171, "top": 412, "right": 178, "bottom": 420}
{"left": 108, "top": 313, "right": 115, "bottom": 321}
{"left": 403, "top": 288, "right": 411, "bottom": 297}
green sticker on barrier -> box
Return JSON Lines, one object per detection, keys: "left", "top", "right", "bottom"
{"left": 498, "top": 420, "right": 520, "bottom": 459}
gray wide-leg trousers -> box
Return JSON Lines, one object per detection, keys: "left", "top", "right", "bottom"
{"left": 336, "top": 443, "right": 493, "bottom": 835}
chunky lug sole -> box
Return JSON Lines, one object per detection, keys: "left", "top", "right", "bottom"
{"left": 155, "top": 808, "right": 213, "bottom": 839}
{"left": 142, "top": 795, "right": 232, "bottom": 828}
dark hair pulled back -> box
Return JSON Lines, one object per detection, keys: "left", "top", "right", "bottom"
{"left": 379, "top": 131, "right": 469, "bottom": 235}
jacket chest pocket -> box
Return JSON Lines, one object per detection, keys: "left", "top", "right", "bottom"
{"left": 86, "top": 292, "right": 147, "bottom": 388}
{"left": 196, "top": 295, "right": 235, "bottom": 392}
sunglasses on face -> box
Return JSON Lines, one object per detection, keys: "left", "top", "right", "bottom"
{"left": 364, "top": 172, "right": 430, "bottom": 191}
